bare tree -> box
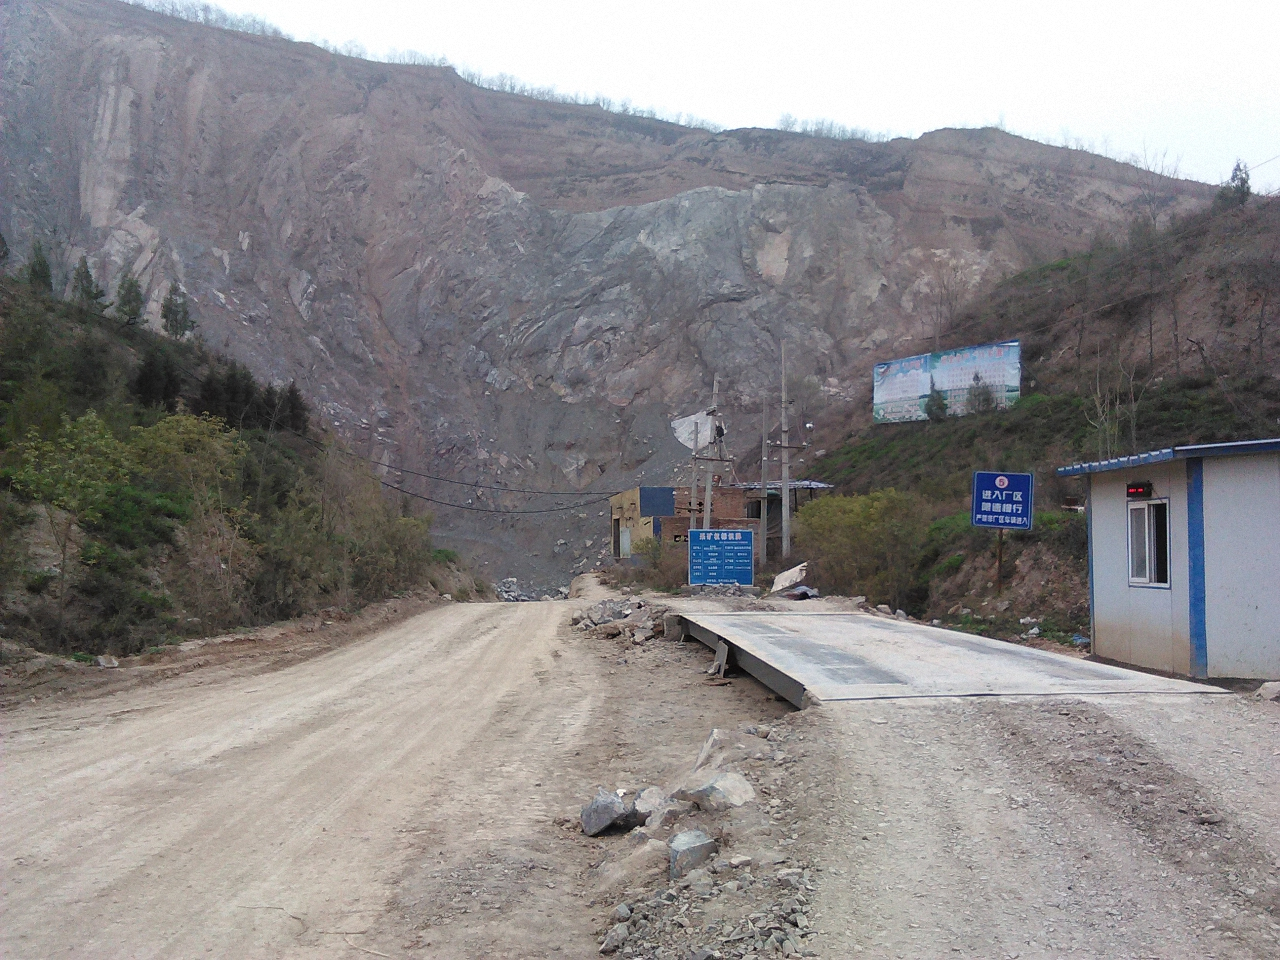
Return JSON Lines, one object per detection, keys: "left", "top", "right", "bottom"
{"left": 1133, "top": 148, "right": 1181, "bottom": 231}
{"left": 928, "top": 256, "right": 963, "bottom": 352}
{"left": 1245, "top": 243, "right": 1280, "bottom": 376}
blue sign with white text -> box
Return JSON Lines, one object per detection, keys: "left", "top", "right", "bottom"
{"left": 688, "top": 529, "right": 755, "bottom": 586}
{"left": 971, "top": 471, "right": 1034, "bottom": 531}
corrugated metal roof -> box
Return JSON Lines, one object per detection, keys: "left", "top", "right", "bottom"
{"left": 729, "top": 480, "right": 835, "bottom": 490}
{"left": 1057, "top": 438, "right": 1280, "bottom": 476}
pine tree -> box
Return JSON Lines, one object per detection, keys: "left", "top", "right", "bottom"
{"left": 161, "top": 284, "right": 195, "bottom": 338}
{"left": 115, "top": 268, "right": 144, "bottom": 325}
{"left": 132, "top": 349, "right": 182, "bottom": 409}
{"left": 1214, "top": 161, "right": 1251, "bottom": 211}
{"left": 71, "top": 256, "right": 106, "bottom": 309}
{"left": 284, "top": 381, "right": 309, "bottom": 433}
{"left": 27, "top": 241, "right": 52, "bottom": 294}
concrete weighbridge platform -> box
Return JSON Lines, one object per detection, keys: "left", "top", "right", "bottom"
{"left": 674, "top": 611, "right": 1225, "bottom": 707}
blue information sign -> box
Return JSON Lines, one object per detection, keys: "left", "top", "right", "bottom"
{"left": 971, "top": 471, "right": 1034, "bottom": 531}
{"left": 688, "top": 529, "right": 755, "bottom": 586}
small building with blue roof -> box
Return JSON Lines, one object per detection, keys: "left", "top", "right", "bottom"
{"left": 1057, "top": 439, "right": 1280, "bottom": 679}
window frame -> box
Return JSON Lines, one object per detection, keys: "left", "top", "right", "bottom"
{"left": 1127, "top": 497, "right": 1171, "bottom": 589}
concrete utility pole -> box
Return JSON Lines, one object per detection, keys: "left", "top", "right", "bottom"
{"left": 780, "top": 343, "right": 792, "bottom": 558}
{"left": 691, "top": 421, "right": 701, "bottom": 528}
{"left": 760, "top": 399, "right": 769, "bottom": 565}
{"left": 702, "top": 375, "right": 719, "bottom": 530}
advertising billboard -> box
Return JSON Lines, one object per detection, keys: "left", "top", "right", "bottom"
{"left": 873, "top": 341, "right": 1021, "bottom": 424}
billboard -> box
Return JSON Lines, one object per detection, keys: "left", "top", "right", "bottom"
{"left": 873, "top": 340, "right": 1021, "bottom": 424}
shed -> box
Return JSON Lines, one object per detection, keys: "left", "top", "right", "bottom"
{"left": 1057, "top": 439, "right": 1280, "bottom": 679}
{"left": 609, "top": 485, "right": 760, "bottom": 560}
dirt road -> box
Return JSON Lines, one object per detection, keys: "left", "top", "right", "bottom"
{"left": 5, "top": 587, "right": 1280, "bottom": 959}
{"left": 1, "top": 592, "right": 791, "bottom": 959}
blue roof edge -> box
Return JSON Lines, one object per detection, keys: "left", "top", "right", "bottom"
{"left": 1056, "top": 438, "right": 1280, "bottom": 476}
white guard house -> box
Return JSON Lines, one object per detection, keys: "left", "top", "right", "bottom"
{"left": 1057, "top": 439, "right": 1280, "bottom": 679}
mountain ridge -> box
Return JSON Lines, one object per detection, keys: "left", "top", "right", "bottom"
{"left": 0, "top": 0, "right": 1216, "bottom": 581}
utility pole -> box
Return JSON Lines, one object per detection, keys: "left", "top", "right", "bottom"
{"left": 760, "top": 399, "right": 769, "bottom": 565}
{"left": 690, "top": 421, "right": 701, "bottom": 529}
{"left": 780, "top": 343, "right": 792, "bottom": 558}
{"left": 702, "top": 375, "right": 719, "bottom": 530}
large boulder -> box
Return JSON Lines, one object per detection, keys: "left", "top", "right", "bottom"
{"left": 582, "top": 788, "right": 627, "bottom": 836}
{"left": 581, "top": 788, "right": 646, "bottom": 836}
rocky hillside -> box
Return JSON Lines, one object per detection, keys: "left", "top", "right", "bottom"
{"left": 0, "top": 0, "right": 1215, "bottom": 581}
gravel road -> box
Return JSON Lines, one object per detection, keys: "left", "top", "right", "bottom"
{"left": 799, "top": 694, "right": 1280, "bottom": 958}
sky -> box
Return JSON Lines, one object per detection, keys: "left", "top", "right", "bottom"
{"left": 204, "top": 0, "right": 1280, "bottom": 192}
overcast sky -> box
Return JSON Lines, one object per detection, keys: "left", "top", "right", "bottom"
{"left": 206, "top": 0, "right": 1280, "bottom": 192}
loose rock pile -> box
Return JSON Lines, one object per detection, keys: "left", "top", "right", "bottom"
{"left": 576, "top": 724, "right": 822, "bottom": 958}
{"left": 679, "top": 584, "right": 763, "bottom": 598}
{"left": 595, "top": 858, "right": 820, "bottom": 958}
{"left": 496, "top": 578, "right": 570, "bottom": 602}
{"left": 573, "top": 599, "right": 671, "bottom": 645}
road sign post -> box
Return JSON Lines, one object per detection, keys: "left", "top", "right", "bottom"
{"left": 688, "top": 529, "right": 754, "bottom": 586}
{"left": 971, "top": 471, "right": 1034, "bottom": 595}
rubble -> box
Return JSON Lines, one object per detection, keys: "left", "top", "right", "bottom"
{"left": 583, "top": 719, "right": 822, "bottom": 960}
{"left": 678, "top": 583, "right": 762, "bottom": 598}
{"left": 574, "top": 598, "right": 674, "bottom": 647}
{"left": 495, "top": 578, "right": 534, "bottom": 602}
{"left": 495, "top": 578, "right": 570, "bottom": 603}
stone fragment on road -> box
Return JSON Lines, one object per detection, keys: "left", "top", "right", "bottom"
{"left": 670, "top": 829, "right": 718, "bottom": 878}
{"left": 1256, "top": 681, "right": 1280, "bottom": 701}
{"left": 635, "top": 786, "right": 667, "bottom": 817}
{"left": 674, "top": 771, "right": 756, "bottom": 811}
{"left": 599, "top": 921, "right": 629, "bottom": 953}
{"left": 582, "top": 788, "right": 628, "bottom": 836}
{"left": 582, "top": 788, "right": 648, "bottom": 835}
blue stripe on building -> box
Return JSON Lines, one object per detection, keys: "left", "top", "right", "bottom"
{"left": 1085, "top": 475, "right": 1096, "bottom": 646}
{"left": 1185, "top": 458, "right": 1208, "bottom": 679}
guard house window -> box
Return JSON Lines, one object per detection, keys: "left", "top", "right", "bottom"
{"left": 1128, "top": 500, "right": 1169, "bottom": 586}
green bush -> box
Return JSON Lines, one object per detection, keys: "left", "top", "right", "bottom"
{"left": 795, "top": 489, "right": 929, "bottom": 610}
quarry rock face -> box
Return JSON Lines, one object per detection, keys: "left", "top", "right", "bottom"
{"left": 0, "top": 0, "right": 1215, "bottom": 580}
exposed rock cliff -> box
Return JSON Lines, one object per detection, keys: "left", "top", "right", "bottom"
{"left": 0, "top": 0, "right": 1215, "bottom": 581}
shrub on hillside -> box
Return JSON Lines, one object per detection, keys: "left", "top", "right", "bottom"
{"left": 0, "top": 279, "right": 444, "bottom": 654}
{"left": 796, "top": 489, "right": 929, "bottom": 610}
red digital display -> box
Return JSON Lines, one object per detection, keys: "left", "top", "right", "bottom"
{"left": 1127, "top": 481, "right": 1153, "bottom": 499}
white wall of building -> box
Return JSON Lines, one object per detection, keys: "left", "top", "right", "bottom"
{"left": 1203, "top": 453, "right": 1280, "bottom": 678}
{"left": 1088, "top": 463, "right": 1191, "bottom": 675}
